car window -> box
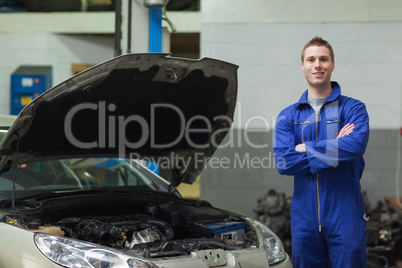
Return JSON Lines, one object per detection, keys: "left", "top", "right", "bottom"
{"left": 0, "top": 127, "right": 172, "bottom": 199}
{"left": 0, "top": 157, "right": 171, "bottom": 200}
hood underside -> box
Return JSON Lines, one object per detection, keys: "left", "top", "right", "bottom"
{"left": 0, "top": 54, "right": 238, "bottom": 185}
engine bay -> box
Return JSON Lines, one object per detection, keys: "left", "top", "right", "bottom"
{"left": 2, "top": 194, "right": 256, "bottom": 258}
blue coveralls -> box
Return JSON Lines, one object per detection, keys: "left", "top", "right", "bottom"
{"left": 273, "top": 82, "right": 370, "bottom": 268}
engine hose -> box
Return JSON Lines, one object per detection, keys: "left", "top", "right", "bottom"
{"left": 144, "top": 217, "right": 174, "bottom": 240}
{"left": 149, "top": 228, "right": 167, "bottom": 253}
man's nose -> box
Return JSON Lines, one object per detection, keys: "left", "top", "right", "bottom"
{"left": 314, "top": 59, "right": 321, "bottom": 68}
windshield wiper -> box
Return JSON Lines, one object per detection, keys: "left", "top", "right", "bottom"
{"left": 14, "top": 188, "right": 125, "bottom": 201}
{"left": 0, "top": 191, "right": 61, "bottom": 209}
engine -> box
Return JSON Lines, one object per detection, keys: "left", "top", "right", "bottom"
{"left": 14, "top": 199, "right": 252, "bottom": 258}
{"left": 42, "top": 214, "right": 248, "bottom": 258}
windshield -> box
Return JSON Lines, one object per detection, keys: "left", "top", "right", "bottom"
{"left": 0, "top": 158, "right": 170, "bottom": 200}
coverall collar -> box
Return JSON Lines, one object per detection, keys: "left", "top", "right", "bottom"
{"left": 297, "top": 81, "right": 341, "bottom": 108}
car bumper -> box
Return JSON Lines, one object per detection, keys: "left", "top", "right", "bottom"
{"left": 0, "top": 223, "right": 293, "bottom": 268}
{"left": 152, "top": 248, "right": 293, "bottom": 268}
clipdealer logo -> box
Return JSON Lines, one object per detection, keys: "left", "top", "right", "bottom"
{"left": 64, "top": 101, "right": 285, "bottom": 170}
{"left": 64, "top": 101, "right": 233, "bottom": 156}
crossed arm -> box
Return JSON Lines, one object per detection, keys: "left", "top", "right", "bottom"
{"left": 274, "top": 101, "right": 369, "bottom": 175}
{"left": 295, "top": 123, "right": 355, "bottom": 153}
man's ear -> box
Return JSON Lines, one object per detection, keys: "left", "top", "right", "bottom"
{"left": 301, "top": 61, "right": 304, "bottom": 71}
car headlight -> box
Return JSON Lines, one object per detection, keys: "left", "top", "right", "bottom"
{"left": 34, "top": 233, "right": 159, "bottom": 268}
{"left": 248, "top": 219, "right": 286, "bottom": 265}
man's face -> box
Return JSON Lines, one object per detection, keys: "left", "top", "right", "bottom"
{"left": 301, "top": 45, "right": 335, "bottom": 89}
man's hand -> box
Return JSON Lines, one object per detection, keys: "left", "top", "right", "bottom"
{"left": 295, "top": 143, "right": 306, "bottom": 153}
{"left": 336, "top": 123, "right": 355, "bottom": 138}
{"left": 295, "top": 123, "right": 355, "bottom": 153}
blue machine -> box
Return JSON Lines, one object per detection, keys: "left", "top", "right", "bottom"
{"left": 10, "top": 65, "right": 52, "bottom": 115}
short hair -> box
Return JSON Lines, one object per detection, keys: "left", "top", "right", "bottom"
{"left": 301, "top": 36, "right": 334, "bottom": 62}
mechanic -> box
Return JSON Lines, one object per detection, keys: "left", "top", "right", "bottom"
{"left": 273, "top": 36, "right": 370, "bottom": 267}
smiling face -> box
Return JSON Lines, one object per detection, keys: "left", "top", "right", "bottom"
{"left": 301, "top": 45, "right": 335, "bottom": 94}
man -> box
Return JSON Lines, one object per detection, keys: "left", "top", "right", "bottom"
{"left": 273, "top": 36, "right": 369, "bottom": 267}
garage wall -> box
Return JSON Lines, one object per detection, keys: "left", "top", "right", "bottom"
{"left": 0, "top": 33, "right": 114, "bottom": 115}
{"left": 199, "top": 0, "right": 402, "bottom": 217}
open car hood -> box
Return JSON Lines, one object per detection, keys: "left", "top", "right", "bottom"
{"left": 0, "top": 54, "right": 238, "bottom": 186}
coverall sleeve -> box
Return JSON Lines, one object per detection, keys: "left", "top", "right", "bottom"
{"left": 304, "top": 101, "right": 369, "bottom": 174}
{"left": 273, "top": 111, "right": 312, "bottom": 176}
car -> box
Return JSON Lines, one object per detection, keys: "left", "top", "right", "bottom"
{"left": 0, "top": 53, "right": 292, "bottom": 268}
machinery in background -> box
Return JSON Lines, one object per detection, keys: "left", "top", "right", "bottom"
{"left": 365, "top": 194, "right": 402, "bottom": 268}
{"left": 10, "top": 65, "right": 52, "bottom": 115}
{"left": 254, "top": 189, "right": 292, "bottom": 256}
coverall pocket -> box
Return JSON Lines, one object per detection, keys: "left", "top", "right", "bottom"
{"left": 294, "top": 121, "right": 313, "bottom": 144}
{"left": 339, "top": 192, "right": 367, "bottom": 254}
{"left": 325, "top": 119, "right": 344, "bottom": 139}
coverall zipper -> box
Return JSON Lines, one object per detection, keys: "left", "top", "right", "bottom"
{"left": 315, "top": 113, "right": 322, "bottom": 232}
